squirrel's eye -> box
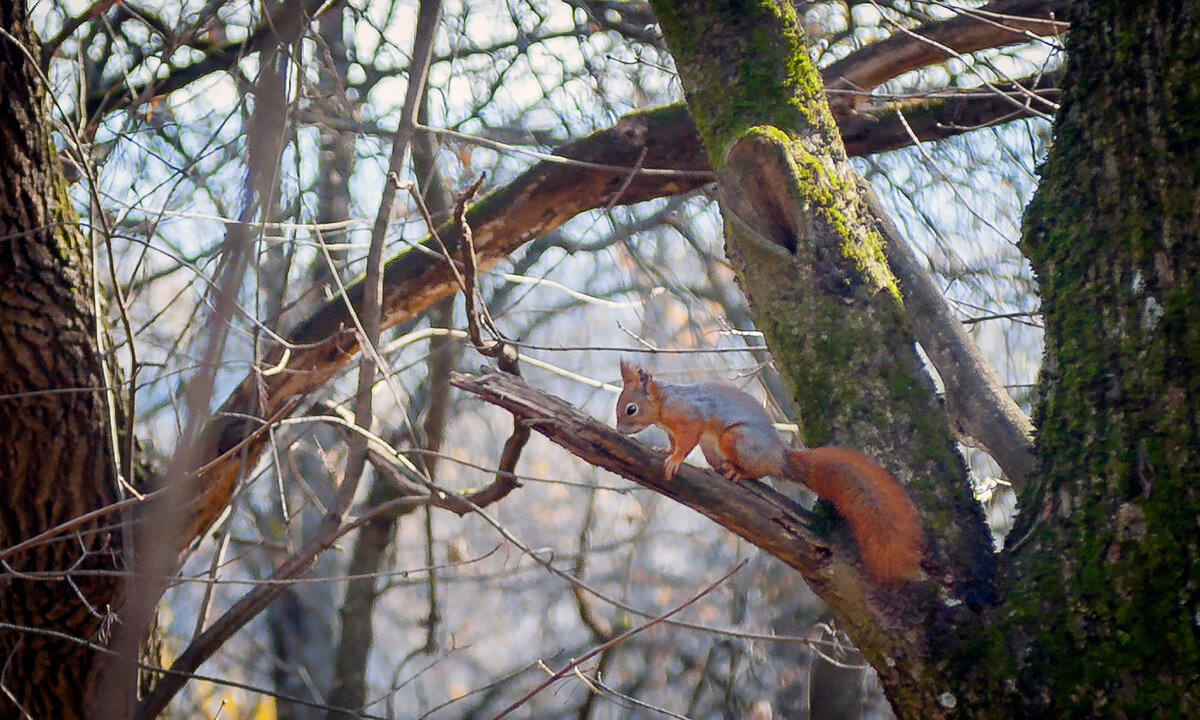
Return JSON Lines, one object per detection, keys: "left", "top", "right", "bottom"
{"left": 625, "top": 403, "right": 638, "bottom": 416}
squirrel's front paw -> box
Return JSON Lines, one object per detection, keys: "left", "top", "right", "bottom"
{"left": 663, "top": 456, "right": 682, "bottom": 480}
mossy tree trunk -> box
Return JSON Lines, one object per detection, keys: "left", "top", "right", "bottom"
{"left": 648, "top": 0, "right": 990, "bottom": 713}
{"left": 1003, "top": 2, "right": 1200, "bottom": 715}
{"left": 649, "top": 0, "right": 1199, "bottom": 717}
{"left": 0, "top": 3, "right": 127, "bottom": 718}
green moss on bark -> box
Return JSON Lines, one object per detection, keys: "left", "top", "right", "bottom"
{"left": 1003, "top": 2, "right": 1200, "bottom": 715}
{"left": 652, "top": 0, "right": 837, "bottom": 167}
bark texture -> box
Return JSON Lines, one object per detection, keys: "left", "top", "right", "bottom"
{"left": 0, "top": 4, "right": 123, "bottom": 718}
{"left": 1002, "top": 1, "right": 1200, "bottom": 715}
{"left": 6, "top": 0, "right": 1194, "bottom": 716}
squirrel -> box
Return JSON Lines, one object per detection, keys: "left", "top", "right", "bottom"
{"left": 616, "top": 361, "right": 924, "bottom": 585}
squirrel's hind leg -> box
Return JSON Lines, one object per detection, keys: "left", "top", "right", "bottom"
{"left": 699, "top": 435, "right": 746, "bottom": 482}
{"left": 714, "top": 425, "right": 779, "bottom": 482}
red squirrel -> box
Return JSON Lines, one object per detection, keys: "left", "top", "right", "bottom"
{"left": 616, "top": 361, "right": 923, "bottom": 585}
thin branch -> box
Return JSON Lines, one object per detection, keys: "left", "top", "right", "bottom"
{"left": 487, "top": 561, "right": 748, "bottom": 720}
{"left": 38, "top": 0, "right": 120, "bottom": 67}
{"left": 84, "top": 0, "right": 331, "bottom": 121}
{"left": 0, "top": 621, "right": 394, "bottom": 720}
{"left": 103, "top": 19, "right": 296, "bottom": 718}
{"left": 456, "top": 174, "right": 497, "bottom": 350}
{"left": 135, "top": 0, "right": 442, "bottom": 716}
{"left": 838, "top": 71, "right": 1061, "bottom": 156}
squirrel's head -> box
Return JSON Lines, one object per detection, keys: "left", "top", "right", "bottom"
{"left": 616, "top": 360, "right": 661, "bottom": 434}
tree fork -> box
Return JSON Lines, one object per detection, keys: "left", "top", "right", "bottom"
{"left": 646, "top": 0, "right": 1000, "bottom": 714}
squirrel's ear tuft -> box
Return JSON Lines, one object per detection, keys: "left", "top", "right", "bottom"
{"left": 620, "top": 360, "right": 654, "bottom": 390}
{"left": 619, "top": 360, "right": 638, "bottom": 384}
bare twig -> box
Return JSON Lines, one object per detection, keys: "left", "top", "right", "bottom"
{"left": 456, "top": 174, "right": 497, "bottom": 349}
{"left": 38, "top": 0, "right": 120, "bottom": 67}
{"left": 487, "top": 560, "right": 748, "bottom": 720}
{"left": 83, "top": 0, "right": 331, "bottom": 121}
{"left": 104, "top": 23, "right": 295, "bottom": 718}
{"left": 454, "top": 174, "right": 531, "bottom": 502}
{"left": 134, "top": 1, "right": 444, "bottom": 717}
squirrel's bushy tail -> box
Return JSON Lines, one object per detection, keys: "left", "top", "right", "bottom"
{"left": 784, "top": 448, "right": 924, "bottom": 585}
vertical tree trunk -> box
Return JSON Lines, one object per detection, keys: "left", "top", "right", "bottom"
{"left": 1002, "top": 2, "right": 1200, "bottom": 715}
{"left": 0, "top": 3, "right": 124, "bottom": 718}
{"left": 646, "top": 1, "right": 990, "bottom": 712}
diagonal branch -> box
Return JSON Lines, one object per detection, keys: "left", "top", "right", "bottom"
{"left": 860, "top": 180, "right": 1035, "bottom": 489}
{"left": 183, "top": 103, "right": 711, "bottom": 547}
{"left": 183, "top": 75, "right": 1047, "bottom": 548}
{"left": 838, "top": 70, "right": 1062, "bottom": 156}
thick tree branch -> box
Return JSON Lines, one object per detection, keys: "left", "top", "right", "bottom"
{"left": 182, "top": 104, "right": 710, "bottom": 545}
{"left": 647, "top": 0, "right": 1002, "bottom": 708}
{"left": 184, "top": 74, "right": 1048, "bottom": 546}
{"left": 168, "top": 6, "right": 1062, "bottom": 569}
{"left": 838, "top": 72, "right": 1061, "bottom": 156}
{"left": 84, "top": 0, "right": 1064, "bottom": 129}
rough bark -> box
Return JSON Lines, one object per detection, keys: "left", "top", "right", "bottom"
{"left": 12, "top": 0, "right": 1189, "bottom": 716}
{"left": 0, "top": 4, "right": 123, "bottom": 718}
{"left": 996, "top": 1, "right": 1200, "bottom": 715}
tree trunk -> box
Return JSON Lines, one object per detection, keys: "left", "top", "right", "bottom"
{"left": 1000, "top": 1, "right": 1200, "bottom": 715}
{"left": 646, "top": 0, "right": 990, "bottom": 712}
{"left": 0, "top": 3, "right": 125, "bottom": 718}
